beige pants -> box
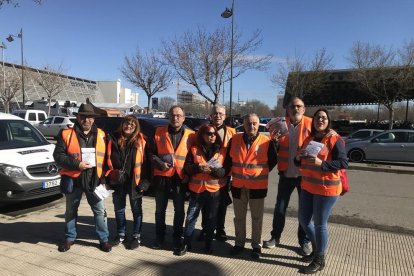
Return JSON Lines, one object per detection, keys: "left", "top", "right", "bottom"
{"left": 233, "top": 188, "right": 264, "bottom": 249}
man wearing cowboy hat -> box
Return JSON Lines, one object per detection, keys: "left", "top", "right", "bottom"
{"left": 53, "top": 103, "right": 112, "bottom": 253}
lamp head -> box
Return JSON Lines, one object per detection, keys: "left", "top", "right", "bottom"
{"left": 221, "top": 8, "right": 233, "bottom": 18}
{"left": 6, "top": 35, "right": 14, "bottom": 42}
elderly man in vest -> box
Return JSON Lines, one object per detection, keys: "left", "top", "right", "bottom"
{"left": 151, "top": 105, "right": 195, "bottom": 254}
{"left": 53, "top": 103, "right": 112, "bottom": 253}
{"left": 224, "top": 113, "right": 277, "bottom": 259}
{"left": 198, "top": 104, "right": 236, "bottom": 242}
{"left": 263, "top": 97, "right": 312, "bottom": 256}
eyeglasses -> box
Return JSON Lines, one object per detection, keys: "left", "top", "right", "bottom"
{"left": 212, "top": 112, "right": 225, "bottom": 117}
{"left": 315, "top": 116, "right": 328, "bottom": 121}
{"left": 170, "top": 114, "right": 184, "bottom": 118}
{"left": 288, "top": 105, "right": 304, "bottom": 109}
{"left": 205, "top": 132, "right": 216, "bottom": 137}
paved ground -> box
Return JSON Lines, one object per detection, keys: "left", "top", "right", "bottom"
{"left": 1, "top": 192, "right": 413, "bottom": 276}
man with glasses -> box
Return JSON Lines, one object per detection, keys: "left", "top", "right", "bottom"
{"left": 151, "top": 105, "right": 195, "bottom": 254}
{"left": 198, "top": 105, "right": 236, "bottom": 242}
{"left": 54, "top": 103, "right": 112, "bottom": 253}
{"left": 263, "top": 97, "right": 313, "bottom": 256}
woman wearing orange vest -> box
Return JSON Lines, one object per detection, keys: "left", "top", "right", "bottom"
{"left": 176, "top": 124, "right": 226, "bottom": 256}
{"left": 295, "top": 108, "right": 348, "bottom": 274}
{"left": 105, "top": 115, "right": 151, "bottom": 250}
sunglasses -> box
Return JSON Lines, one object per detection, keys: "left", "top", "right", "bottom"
{"left": 205, "top": 132, "right": 216, "bottom": 137}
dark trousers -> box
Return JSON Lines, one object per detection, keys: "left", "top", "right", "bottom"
{"left": 270, "top": 174, "right": 309, "bottom": 245}
{"left": 154, "top": 175, "right": 186, "bottom": 247}
{"left": 201, "top": 183, "right": 231, "bottom": 234}
{"left": 184, "top": 190, "right": 220, "bottom": 245}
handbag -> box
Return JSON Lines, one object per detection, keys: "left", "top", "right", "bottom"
{"left": 339, "top": 169, "right": 349, "bottom": 196}
{"left": 107, "top": 151, "right": 129, "bottom": 186}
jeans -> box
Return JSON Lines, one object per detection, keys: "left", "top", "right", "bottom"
{"left": 112, "top": 185, "right": 143, "bottom": 237}
{"left": 64, "top": 186, "right": 109, "bottom": 243}
{"left": 299, "top": 189, "right": 339, "bottom": 256}
{"left": 184, "top": 191, "right": 220, "bottom": 245}
{"left": 270, "top": 175, "right": 308, "bottom": 245}
{"left": 154, "top": 175, "right": 186, "bottom": 247}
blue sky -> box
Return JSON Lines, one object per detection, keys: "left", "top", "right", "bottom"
{"left": 1, "top": 0, "right": 413, "bottom": 107}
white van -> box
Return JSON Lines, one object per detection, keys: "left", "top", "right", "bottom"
{"left": 12, "top": 109, "right": 48, "bottom": 125}
{"left": 0, "top": 112, "right": 60, "bottom": 204}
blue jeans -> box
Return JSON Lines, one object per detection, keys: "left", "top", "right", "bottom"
{"left": 154, "top": 176, "right": 186, "bottom": 247}
{"left": 64, "top": 186, "right": 109, "bottom": 243}
{"left": 270, "top": 175, "right": 308, "bottom": 245}
{"left": 184, "top": 191, "right": 220, "bottom": 245}
{"left": 112, "top": 185, "right": 143, "bottom": 237}
{"left": 299, "top": 189, "right": 339, "bottom": 256}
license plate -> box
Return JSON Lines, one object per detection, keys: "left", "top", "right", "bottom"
{"left": 42, "top": 179, "right": 60, "bottom": 189}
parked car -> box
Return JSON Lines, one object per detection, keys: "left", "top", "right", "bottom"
{"left": 235, "top": 123, "right": 270, "bottom": 136}
{"left": 184, "top": 117, "right": 210, "bottom": 131}
{"left": 343, "top": 129, "right": 383, "bottom": 143}
{"left": 12, "top": 109, "right": 47, "bottom": 125}
{"left": 346, "top": 129, "right": 414, "bottom": 163}
{"left": 35, "top": 116, "right": 76, "bottom": 138}
{"left": 0, "top": 112, "right": 61, "bottom": 205}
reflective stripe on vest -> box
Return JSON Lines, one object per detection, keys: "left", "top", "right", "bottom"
{"left": 229, "top": 133, "right": 270, "bottom": 189}
{"left": 105, "top": 133, "right": 146, "bottom": 186}
{"left": 300, "top": 134, "right": 342, "bottom": 196}
{"left": 277, "top": 116, "right": 312, "bottom": 172}
{"left": 154, "top": 126, "right": 194, "bottom": 179}
{"left": 59, "top": 128, "right": 106, "bottom": 178}
{"left": 188, "top": 146, "right": 223, "bottom": 193}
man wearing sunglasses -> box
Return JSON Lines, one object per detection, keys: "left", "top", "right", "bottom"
{"left": 263, "top": 97, "right": 313, "bottom": 257}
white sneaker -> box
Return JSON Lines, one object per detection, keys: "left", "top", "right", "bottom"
{"left": 299, "top": 242, "right": 312, "bottom": 256}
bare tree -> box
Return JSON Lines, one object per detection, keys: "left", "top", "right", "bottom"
{"left": 31, "top": 64, "right": 67, "bottom": 116}
{"left": 233, "top": 99, "right": 272, "bottom": 118}
{"left": 0, "top": 73, "right": 22, "bottom": 113}
{"left": 0, "top": 0, "right": 41, "bottom": 8}
{"left": 121, "top": 49, "right": 172, "bottom": 113}
{"left": 158, "top": 96, "right": 175, "bottom": 112}
{"left": 348, "top": 41, "right": 414, "bottom": 129}
{"left": 162, "top": 27, "right": 272, "bottom": 105}
{"left": 272, "top": 48, "right": 333, "bottom": 105}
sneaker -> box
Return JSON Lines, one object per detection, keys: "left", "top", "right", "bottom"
{"left": 230, "top": 245, "right": 244, "bottom": 256}
{"left": 251, "top": 247, "right": 262, "bottom": 259}
{"left": 111, "top": 235, "right": 125, "bottom": 246}
{"left": 214, "top": 230, "right": 228, "bottom": 242}
{"left": 302, "top": 252, "right": 314, "bottom": 263}
{"left": 151, "top": 241, "right": 163, "bottom": 249}
{"left": 299, "top": 242, "right": 312, "bottom": 256}
{"left": 263, "top": 237, "right": 280, "bottom": 249}
{"left": 128, "top": 236, "right": 141, "bottom": 250}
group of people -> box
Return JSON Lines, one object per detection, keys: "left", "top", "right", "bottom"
{"left": 53, "top": 97, "right": 348, "bottom": 274}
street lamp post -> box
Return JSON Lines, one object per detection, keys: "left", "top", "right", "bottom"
{"left": 221, "top": 0, "right": 234, "bottom": 120}
{"left": 0, "top": 42, "right": 6, "bottom": 110}
{"left": 7, "top": 28, "right": 25, "bottom": 108}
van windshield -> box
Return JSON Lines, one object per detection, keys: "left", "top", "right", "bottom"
{"left": 0, "top": 120, "right": 49, "bottom": 150}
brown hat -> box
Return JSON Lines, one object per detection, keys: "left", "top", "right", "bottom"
{"left": 73, "top": 103, "right": 100, "bottom": 117}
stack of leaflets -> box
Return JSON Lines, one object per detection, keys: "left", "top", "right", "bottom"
{"left": 94, "top": 184, "right": 114, "bottom": 200}
{"left": 207, "top": 157, "right": 222, "bottom": 168}
{"left": 266, "top": 117, "right": 289, "bottom": 136}
{"left": 304, "top": 141, "right": 325, "bottom": 157}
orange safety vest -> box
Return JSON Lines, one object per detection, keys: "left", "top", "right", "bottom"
{"left": 188, "top": 146, "right": 224, "bottom": 193}
{"left": 230, "top": 133, "right": 271, "bottom": 190}
{"left": 106, "top": 133, "right": 146, "bottom": 186}
{"left": 59, "top": 128, "right": 106, "bottom": 178}
{"left": 277, "top": 116, "right": 312, "bottom": 172}
{"left": 220, "top": 126, "right": 236, "bottom": 157}
{"left": 153, "top": 126, "right": 194, "bottom": 179}
{"left": 299, "top": 134, "right": 342, "bottom": 196}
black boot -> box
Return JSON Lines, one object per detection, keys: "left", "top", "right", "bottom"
{"left": 300, "top": 255, "right": 325, "bottom": 274}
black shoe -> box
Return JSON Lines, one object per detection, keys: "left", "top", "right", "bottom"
{"left": 174, "top": 244, "right": 191, "bottom": 256}
{"left": 302, "top": 252, "right": 314, "bottom": 263}
{"left": 251, "top": 247, "right": 262, "bottom": 259}
{"left": 128, "top": 236, "right": 140, "bottom": 250}
{"left": 299, "top": 255, "right": 325, "bottom": 274}
{"left": 230, "top": 245, "right": 244, "bottom": 256}
{"left": 58, "top": 240, "right": 74, "bottom": 252}
{"left": 215, "top": 230, "right": 228, "bottom": 242}
{"left": 204, "top": 241, "right": 213, "bottom": 255}
{"left": 99, "top": 242, "right": 112, "bottom": 252}
{"left": 152, "top": 241, "right": 164, "bottom": 249}
{"left": 111, "top": 235, "right": 125, "bottom": 246}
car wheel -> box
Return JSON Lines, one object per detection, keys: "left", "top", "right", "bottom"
{"left": 348, "top": 149, "right": 364, "bottom": 162}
